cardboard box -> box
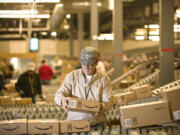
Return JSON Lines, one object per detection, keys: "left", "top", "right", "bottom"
{"left": 130, "top": 84, "right": 152, "bottom": 99}
{"left": 120, "top": 100, "right": 172, "bottom": 129}
{"left": 113, "top": 92, "right": 136, "bottom": 104}
{"left": 161, "top": 86, "right": 180, "bottom": 121}
{"left": 68, "top": 98, "right": 100, "bottom": 112}
{"left": 59, "top": 120, "right": 90, "bottom": 133}
{"left": 28, "top": 119, "right": 59, "bottom": 134}
{"left": 0, "top": 119, "right": 27, "bottom": 135}
{"left": 12, "top": 98, "right": 32, "bottom": 105}
{"left": 5, "top": 80, "right": 17, "bottom": 92}
{"left": 0, "top": 96, "right": 12, "bottom": 106}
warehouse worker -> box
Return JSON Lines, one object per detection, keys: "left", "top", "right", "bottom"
{"left": 54, "top": 47, "right": 113, "bottom": 131}
{"left": 15, "top": 62, "right": 43, "bottom": 103}
{"left": 38, "top": 59, "right": 54, "bottom": 85}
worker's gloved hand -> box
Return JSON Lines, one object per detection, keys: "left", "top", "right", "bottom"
{"left": 61, "top": 97, "right": 70, "bottom": 112}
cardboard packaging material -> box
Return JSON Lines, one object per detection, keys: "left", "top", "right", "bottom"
{"left": 120, "top": 100, "right": 172, "bottom": 129}
{"left": 5, "top": 80, "right": 17, "bottom": 92}
{"left": 28, "top": 119, "right": 59, "bottom": 134}
{"left": 161, "top": 86, "right": 180, "bottom": 121}
{"left": 59, "top": 120, "right": 90, "bottom": 133}
{"left": 68, "top": 98, "right": 100, "bottom": 112}
{"left": 0, "top": 119, "right": 27, "bottom": 135}
{"left": 130, "top": 84, "right": 152, "bottom": 99}
{"left": 12, "top": 98, "right": 32, "bottom": 105}
{"left": 0, "top": 96, "right": 12, "bottom": 106}
{"left": 113, "top": 92, "right": 136, "bottom": 104}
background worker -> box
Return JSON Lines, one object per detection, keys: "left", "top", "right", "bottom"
{"left": 15, "top": 62, "right": 43, "bottom": 103}
{"left": 38, "top": 59, "right": 54, "bottom": 85}
{"left": 54, "top": 47, "right": 113, "bottom": 131}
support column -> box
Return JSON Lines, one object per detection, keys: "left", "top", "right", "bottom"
{"left": 27, "top": 17, "right": 32, "bottom": 52}
{"left": 159, "top": 0, "right": 174, "bottom": 86}
{"left": 78, "top": 13, "right": 84, "bottom": 55}
{"left": 69, "top": 16, "right": 74, "bottom": 59}
{"left": 91, "top": 0, "right": 99, "bottom": 49}
{"left": 112, "top": 0, "right": 123, "bottom": 79}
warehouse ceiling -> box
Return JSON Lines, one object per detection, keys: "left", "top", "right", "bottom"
{"left": 0, "top": 0, "right": 160, "bottom": 40}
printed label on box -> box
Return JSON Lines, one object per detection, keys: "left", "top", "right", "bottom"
{"left": 70, "top": 100, "right": 77, "bottom": 108}
{"left": 118, "top": 96, "right": 122, "bottom": 102}
{"left": 173, "top": 110, "right": 180, "bottom": 120}
{"left": 125, "top": 119, "right": 131, "bottom": 128}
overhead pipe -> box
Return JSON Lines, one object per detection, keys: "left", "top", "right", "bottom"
{"left": 50, "top": 4, "right": 65, "bottom": 32}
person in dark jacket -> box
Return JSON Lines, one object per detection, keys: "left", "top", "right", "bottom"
{"left": 15, "top": 62, "right": 43, "bottom": 103}
{"left": 0, "top": 70, "right": 6, "bottom": 95}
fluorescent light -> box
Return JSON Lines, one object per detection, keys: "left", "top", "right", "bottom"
{"left": 149, "top": 31, "right": 159, "bottom": 35}
{"left": 98, "top": 33, "right": 113, "bottom": 40}
{"left": 149, "top": 36, "right": 159, "bottom": 41}
{"left": 176, "top": 9, "right": 180, "bottom": 14}
{"left": 135, "top": 36, "right": 145, "bottom": 40}
{"left": 0, "top": 14, "right": 50, "bottom": 18}
{"left": 72, "top": 2, "right": 102, "bottom": 7}
{"left": 0, "top": 10, "right": 38, "bottom": 15}
{"left": 135, "top": 29, "right": 146, "bottom": 36}
{"left": 51, "top": 31, "right": 57, "bottom": 36}
{"left": 66, "top": 14, "right": 71, "bottom": 19}
{"left": 0, "top": 0, "right": 60, "bottom": 3}
{"left": 148, "top": 24, "right": 159, "bottom": 29}
{"left": 108, "top": 0, "right": 114, "bottom": 10}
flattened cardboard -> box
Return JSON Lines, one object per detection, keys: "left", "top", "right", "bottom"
{"left": 68, "top": 98, "right": 100, "bottom": 112}
{"left": 59, "top": 120, "right": 90, "bottom": 133}
{"left": 161, "top": 86, "right": 180, "bottom": 121}
{"left": 0, "top": 119, "right": 27, "bottom": 135}
{"left": 120, "top": 100, "right": 172, "bottom": 129}
{"left": 28, "top": 119, "right": 59, "bottom": 134}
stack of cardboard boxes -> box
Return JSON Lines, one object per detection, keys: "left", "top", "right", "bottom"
{"left": 0, "top": 96, "right": 33, "bottom": 106}
{"left": 0, "top": 119, "right": 90, "bottom": 134}
{"left": 113, "top": 84, "right": 152, "bottom": 104}
{"left": 0, "top": 97, "right": 100, "bottom": 134}
{"left": 119, "top": 85, "right": 180, "bottom": 129}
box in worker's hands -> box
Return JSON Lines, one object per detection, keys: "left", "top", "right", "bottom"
{"left": 59, "top": 120, "right": 90, "bottom": 133}
{"left": 68, "top": 98, "right": 100, "bottom": 112}
{"left": 0, "top": 119, "right": 27, "bottom": 135}
{"left": 120, "top": 100, "right": 172, "bottom": 129}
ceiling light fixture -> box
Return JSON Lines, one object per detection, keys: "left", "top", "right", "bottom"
{"left": 0, "top": 10, "right": 38, "bottom": 14}
{"left": 66, "top": 14, "right": 71, "bottom": 19}
{"left": 72, "top": 2, "right": 102, "bottom": 7}
{"left": 0, "top": 0, "right": 60, "bottom": 3}
{"left": 0, "top": 14, "right": 50, "bottom": 18}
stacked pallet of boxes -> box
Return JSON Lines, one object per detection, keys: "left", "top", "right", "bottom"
{"left": 118, "top": 85, "right": 180, "bottom": 130}
{"left": 113, "top": 84, "right": 152, "bottom": 105}
{"left": 0, "top": 97, "right": 102, "bottom": 134}
{"left": 0, "top": 119, "right": 90, "bottom": 134}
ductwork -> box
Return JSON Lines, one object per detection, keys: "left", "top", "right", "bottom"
{"left": 50, "top": 4, "right": 65, "bottom": 31}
